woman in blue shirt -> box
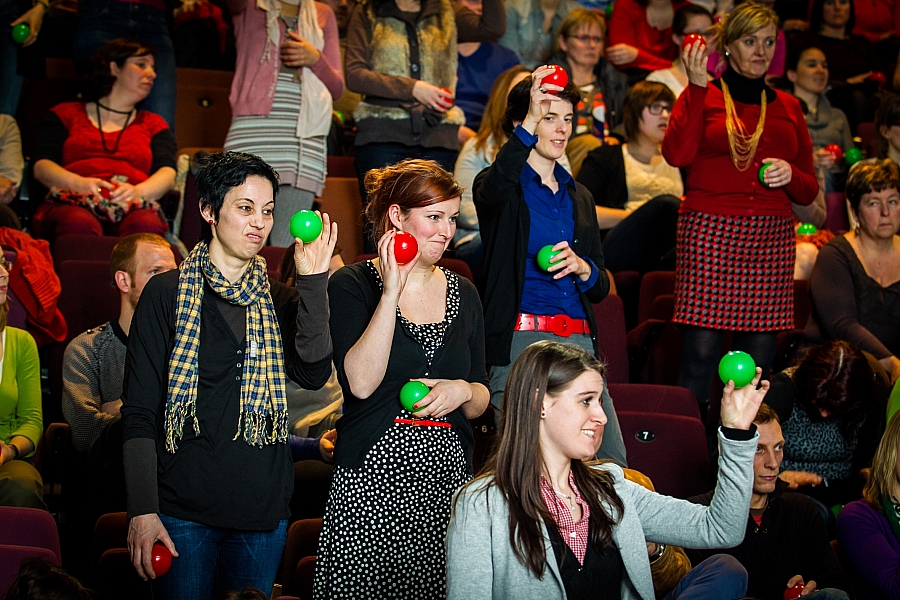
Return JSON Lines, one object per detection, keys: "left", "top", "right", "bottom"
{"left": 473, "top": 66, "right": 626, "bottom": 465}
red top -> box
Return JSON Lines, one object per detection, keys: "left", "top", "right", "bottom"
{"left": 50, "top": 102, "right": 171, "bottom": 184}
{"left": 540, "top": 473, "right": 590, "bottom": 564}
{"left": 661, "top": 83, "right": 818, "bottom": 217}
{"left": 848, "top": 0, "right": 900, "bottom": 43}
{"left": 606, "top": 0, "right": 689, "bottom": 72}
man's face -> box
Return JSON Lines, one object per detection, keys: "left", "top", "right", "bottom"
{"left": 753, "top": 420, "right": 785, "bottom": 497}
{"left": 127, "top": 242, "right": 177, "bottom": 308}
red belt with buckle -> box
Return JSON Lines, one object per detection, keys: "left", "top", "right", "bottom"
{"left": 394, "top": 418, "right": 452, "bottom": 428}
{"left": 514, "top": 313, "right": 590, "bottom": 338}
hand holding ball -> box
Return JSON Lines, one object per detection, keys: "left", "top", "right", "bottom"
{"left": 289, "top": 210, "right": 323, "bottom": 243}
{"left": 536, "top": 245, "right": 561, "bottom": 271}
{"left": 823, "top": 144, "right": 843, "bottom": 163}
{"left": 151, "top": 543, "right": 172, "bottom": 577}
{"left": 869, "top": 72, "right": 887, "bottom": 88}
{"left": 784, "top": 584, "right": 804, "bottom": 600}
{"left": 399, "top": 381, "right": 429, "bottom": 413}
{"left": 10, "top": 23, "right": 29, "bottom": 45}
{"left": 393, "top": 232, "right": 418, "bottom": 265}
{"left": 718, "top": 351, "right": 757, "bottom": 388}
{"left": 681, "top": 33, "right": 706, "bottom": 52}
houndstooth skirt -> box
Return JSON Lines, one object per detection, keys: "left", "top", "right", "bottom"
{"left": 674, "top": 211, "right": 795, "bottom": 331}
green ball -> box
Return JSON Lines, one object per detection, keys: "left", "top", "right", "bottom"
{"left": 718, "top": 351, "right": 757, "bottom": 388}
{"left": 399, "top": 381, "right": 429, "bottom": 413}
{"left": 10, "top": 23, "right": 29, "bottom": 45}
{"left": 758, "top": 163, "right": 773, "bottom": 187}
{"left": 797, "top": 223, "right": 818, "bottom": 235}
{"left": 605, "top": 2, "right": 614, "bottom": 18}
{"left": 289, "top": 210, "right": 323, "bottom": 243}
{"left": 844, "top": 147, "right": 863, "bottom": 166}
{"left": 536, "top": 245, "right": 561, "bottom": 272}
{"left": 831, "top": 503, "right": 843, "bottom": 520}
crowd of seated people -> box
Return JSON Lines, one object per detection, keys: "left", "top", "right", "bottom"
{"left": 2, "top": 0, "right": 900, "bottom": 596}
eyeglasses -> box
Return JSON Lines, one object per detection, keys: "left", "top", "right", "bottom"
{"left": 569, "top": 34, "right": 604, "bottom": 44}
{"left": 648, "top": 103, "right": 672, "bottom": 115}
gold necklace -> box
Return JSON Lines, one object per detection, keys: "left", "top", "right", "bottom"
{"left": 721, "top": 79, "right": 767, "bottom": 172}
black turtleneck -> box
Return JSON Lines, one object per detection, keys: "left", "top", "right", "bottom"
{"left": 713, "top": 68, "right": 776, "bottom": 104}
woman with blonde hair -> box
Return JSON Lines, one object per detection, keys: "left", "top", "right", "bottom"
{"left": 661, "top": 1, "right": 818, "bottom": 417}
{"left": 837, "top": 410, "right": 900, "bottom": 598}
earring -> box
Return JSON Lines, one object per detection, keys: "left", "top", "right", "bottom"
{"left": 208, "top": 219, "right": 214, "bottom": 225}
{"left": 541, "top": 411, "right": 546, "bottom": 418}
{"left": 854, "top": 223, "right": 860, "bottom": 236}
{"left": 724, "top": 51, "right": 729, "bottom": 57}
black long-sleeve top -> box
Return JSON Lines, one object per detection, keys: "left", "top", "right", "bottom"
{"left": 687, "top": 479, "right": 852, "bottom": 600}
{"left": 121, "top": 270, "right": 333, "bottom": 530}
{"left": 473, "top": 130, "right": 610, "bottom": 368}
{"left": 328, "top": 262, "right": 488, "bottom": 470}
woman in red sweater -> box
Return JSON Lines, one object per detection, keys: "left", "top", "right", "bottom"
{"left": 32, "top": 39, "right": 176, "bottom": 242}
{"left": 661, "top": 2, "right": 817, "bottom": 417}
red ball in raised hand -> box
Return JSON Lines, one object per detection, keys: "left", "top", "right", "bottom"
{"left": 870, "top": 72, "right": 887, "bottom": 88}
{"left": 393, "top": 231, "right": 418, "bottom": 265}
{"left": 681, "top": 33, "right": 706, "bottom": 52}
{"left": 784, "top": 584, "right": 804, "bottom": 600}
{"left": 543, "top": 66, "right": 568, "bottom": 94}
{"left": 151, "top": 543, "right": 172, "bottom": 577}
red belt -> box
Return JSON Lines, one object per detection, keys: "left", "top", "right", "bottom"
{"left": 514, "top": 313, "right": 590, "bottom": 338}
{"left": 394, "top": 418, "right": 452, "bottom": 428}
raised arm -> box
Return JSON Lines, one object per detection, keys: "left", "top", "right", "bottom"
{"left": 661, "top": 42, "right": 709, "bottom": 168}
{"left": 456, "top": 0, "right": 506, "bottom": 43}
{"left": 332, "top": 232, "right": 418, "bottom": 399}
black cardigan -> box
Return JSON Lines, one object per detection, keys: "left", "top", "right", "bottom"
{"left": 122, "top": 270, "right": 333, "bottom": 529}
{"left": 577, "top": 143, "right": 628, "bottom": 212}
{"left": 328, "top": 262, "right": 488, "bottom": 469}
{"left": 473, "top": 131, "right": 610, "bottom": 367}
{"left": 687, "top": 480, "right": 852, "bottom": 599}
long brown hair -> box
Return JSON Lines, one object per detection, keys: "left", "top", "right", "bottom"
{"left": 461, "top": 341, "right": 623, "bottom": 578}
{"left": 472, "top": 65, "right": 531, "bottom": 160}
{"left": 863, "top": 410, "right": 900, "bottom": 508}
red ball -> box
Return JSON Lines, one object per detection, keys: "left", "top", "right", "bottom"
{"left": 98, "top": 182, "right": 117, "bottom": 200}
{"left": 438, "top": 87, "right": 454, "bottom": 108}
{"left": 784, "top": 584, "right": 804, "bottom": 600}
{"left": 150, "top": 543, "right": 172, "bottom": 577}
{"left": 544, "top": 66, "right": 569, "bottom": 94}
{"left": 681, "top": 33, "right": 706, "bottom": 52}
{"left": 823, "top": 143, "right": 843, "bottom": 163}
{"left": 393, "top": 231, "right": 418, "bottom": 265}
{"left": 870, "top": 72, "right": 887, "bottom": 87}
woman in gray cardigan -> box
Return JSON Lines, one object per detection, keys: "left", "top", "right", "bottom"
{"left": 446, "top": 341, "right": 769, "bottom": 599}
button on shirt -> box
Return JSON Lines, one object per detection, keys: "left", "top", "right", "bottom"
{"left": 515, "top": 127, "right": 598, "bottom": 318}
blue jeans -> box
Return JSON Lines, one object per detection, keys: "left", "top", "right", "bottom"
{"left": 73, "top": 0, "right": 177, "bottom": 128}
{"left": 0, "top": 0, "right": 24, "bottom": 115}
{"left": 153, "top": 514, "right": 288, "bottom": 600}
{"left": 664, "top": 555, "right": 748, "bottom": 600}
{"left": 355, "top": 142, "right": 459, "bottom": 253}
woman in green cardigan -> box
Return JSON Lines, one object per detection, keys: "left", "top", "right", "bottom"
{"left": 0, "top": 252, "right": 44, "bottom": 508}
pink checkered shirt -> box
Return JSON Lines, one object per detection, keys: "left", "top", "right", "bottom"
{"left": 540, "top": 473, "right": 590, "bottom": 564}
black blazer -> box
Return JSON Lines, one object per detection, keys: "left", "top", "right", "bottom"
{"left": 473, "top": 131, "right": 610, "bottom": 367}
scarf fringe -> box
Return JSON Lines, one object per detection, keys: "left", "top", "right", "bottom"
{"left": 233, "top": 409, "right": 290, "bottom": 446}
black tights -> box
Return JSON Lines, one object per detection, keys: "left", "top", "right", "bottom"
{"left": 677, "top": 325, "right": 777, "bottom": 409}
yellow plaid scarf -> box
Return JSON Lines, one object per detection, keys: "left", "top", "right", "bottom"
{"left": 164, "top": 241, "right": 289, "bottom": 453}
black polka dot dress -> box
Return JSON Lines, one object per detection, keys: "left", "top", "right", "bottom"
{"left": 313, "top": 264, "right": 469, "bottom": 599}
